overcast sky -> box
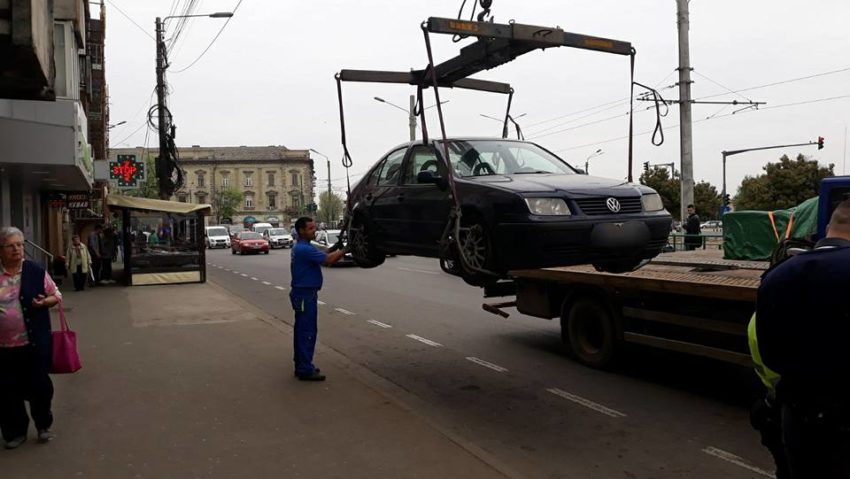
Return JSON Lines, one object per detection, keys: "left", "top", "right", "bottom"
{"left": 104, "top": 0, "right": 850, "bottom": 199}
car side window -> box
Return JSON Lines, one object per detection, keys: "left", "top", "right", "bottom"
{"left": 377, "top": 148, "right": 406, "bottom": 186}
{"left": 403, "top": 146, "right": 440, "bottom": 184}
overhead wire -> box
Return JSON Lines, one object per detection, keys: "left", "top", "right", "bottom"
{"left": 692, "top": 70, "right": 752, "bottom": 102}
{"left": 171, "top": 0, "right": 243, "bottom": 74}
{"left": 694, "top": 65, "right": 850, "bottom": 101}
{"left": 104, "top": 0, "right": 155, "bottom": 41}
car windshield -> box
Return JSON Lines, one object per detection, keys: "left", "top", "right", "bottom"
{"left": 437, "top": 140, "right": 576, "bottom": 178}
{"left": 269, "top": 228, "right": 287, "bottom": 235}
{"left": 240, "top": 232, "right": 262, "bottom": 240}
{"left": 326, "top": 232, "right": 340, "bottom": 243}
{"left": 207, "top": 227, "right": 228, "bottom": 236}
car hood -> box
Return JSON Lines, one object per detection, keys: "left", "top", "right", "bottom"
{"left": 466, "top": 174, "right": 644, "bottom": 196}
{"left": 208, "top": 235, "right": 229, "bottom": 240}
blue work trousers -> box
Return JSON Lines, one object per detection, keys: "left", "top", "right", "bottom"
{"left": 289, "top": 287, "right": 319, "bottom": 376}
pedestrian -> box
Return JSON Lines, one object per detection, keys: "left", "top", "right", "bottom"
{"left": 87, "top": 224, "right": 103, "bottom": 285}
{"left": 755, "top": 198, "right": 850, "bottom": 478}
{"left": 100, "top": 227, "right": 117, "bottom": 284}
{"left": 684, "top": 204, "right": 702, "bottom": 251}
{"left": 290, "top": 224, "right": 299, "bottom": 242}
{"left": 289, "top": 216, "right": 346, "bottom": 381}
{"left": 0, "top": 226, "right": 62, "bottom": 449}
{"left": 65, "top": 235, "right": 92, "bottom": 292}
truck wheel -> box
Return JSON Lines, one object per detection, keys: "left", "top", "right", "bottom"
{"left": 564, "top": 297, "right": 618, "bottom": 369}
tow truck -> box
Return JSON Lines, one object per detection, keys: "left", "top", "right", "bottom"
{"left": 484, "top": 177, "right": 850, "bottom": 369}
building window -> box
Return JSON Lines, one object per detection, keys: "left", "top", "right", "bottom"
{"left": 222, "top": 174, "right": 230, "bottom": 187}
{"left": 291, "top": 172, "right": 300, "bottom": 186}
{"left": 267, "top": 172, "right": 275, "bottom": 187}
{"left": 196, "top": 193, "right": 207, "bottom": 204}
{"left": 268, "top": 194, "right": 277, "bottom": 209}
{"left": 197, "top": 173, "right": 205, "bottom": 188}
{"left": 245, "top": 195, "right": 254, "bottom": 209}
{"left": 244, "top": 173, "right": 253, "bottom": 187}
{"left": 177, "top": 193, "right": 187, "bottom": 203}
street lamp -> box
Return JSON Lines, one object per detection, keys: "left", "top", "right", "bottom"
{"left": 584, "top": 149, "right": 604, "bottom": 174}
{"left": 154, "top": 11, "right": 233, "bottom": 199}
{"left": 374, "top": 96, "right": 449, "bottom": 141}
{"left": 106, "top": 120, "right": 127, "bottom": 130}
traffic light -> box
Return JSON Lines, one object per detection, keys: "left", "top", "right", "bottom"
{"left": 723, "top": 194, "right": 731, "bottom": 206}
{"left": 643, "top": 161, "right": 649, "bottom": 172}
{"left": 817, "top": 136, "right": 824, "bottom": 150}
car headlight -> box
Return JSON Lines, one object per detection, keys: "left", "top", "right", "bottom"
{"left": 525, "top": 198, "right": 571, "bottom": 216}
{"left": 641, "top": 193, "right": 664, "bottom": 212}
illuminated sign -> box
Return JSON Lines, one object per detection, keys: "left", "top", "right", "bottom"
{"left": 109, "top": 154, "right": 146, "bottom": 187}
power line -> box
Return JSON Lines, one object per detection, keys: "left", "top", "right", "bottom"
{"left": 171, "top": 0, "right": 243, "bottom": 73}
{"left": 694, "top": 65, "right": 850, "bottom": 101}
{"left": 692, "top": 70, "right": 751, "bottom": 102}
{"left": 105, "top": 0, "right": 155, "bottom": 41}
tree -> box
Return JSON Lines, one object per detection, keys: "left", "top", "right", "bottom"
{"left": 640, "top": 167, "right": 680, "bottom": 219}
{"left": 694, "top": 181, "right": 721, "bottom": 220}
{"left": 318, "top": 191, "right": 344, "bottom": 225}
{"left": 122, "top": 155, "right": 159, "bottom": 199}
{"left": 735, "top": 154, "right": 834, "bottom": 211}
{"left": 211, "top": 188, "right": 243, "bottom": 225}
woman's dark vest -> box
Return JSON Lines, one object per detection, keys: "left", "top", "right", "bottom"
{"left": 19, "top": 261, "right": 52, "bottom": 368}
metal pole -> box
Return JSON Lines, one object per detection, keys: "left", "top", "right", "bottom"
{"left": 155, "top": 17, "right": 169, "bottom": 200}
{"left": 408, "top": 94, "right": 416, "bottom": 142}
{"left": 327, "top": 158, "right": 332, "bottom": 223}
{"left": 676, "top": 0, "right": 694, "bottom": 221}
{"left": 721, "top": 151, "right": 727, "bottom": 210}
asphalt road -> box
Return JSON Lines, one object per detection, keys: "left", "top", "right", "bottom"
{"left": 204, "top": 246, "right": 776, "bottom": 479}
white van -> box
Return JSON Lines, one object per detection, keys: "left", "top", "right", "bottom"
{"left": 251, "top": 222, "right": 274, "bottom": 236}
{"left": 205, "top": 226, "right": 231, "bottom": 249}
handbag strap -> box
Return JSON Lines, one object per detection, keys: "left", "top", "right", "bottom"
{"left": 57, "top": 303, "right": 70, "bottom": 332}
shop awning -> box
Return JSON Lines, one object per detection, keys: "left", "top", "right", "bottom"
{"left": 107, "top": 194, "right": 212, "bottom": 215}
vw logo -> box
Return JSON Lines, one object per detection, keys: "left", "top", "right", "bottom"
{"left": 606, "top": 197, "right": 621, "bottom": 213}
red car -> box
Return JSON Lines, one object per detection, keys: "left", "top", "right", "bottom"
{"left": 231, "top": 231, "right": 270, "bottom": 255}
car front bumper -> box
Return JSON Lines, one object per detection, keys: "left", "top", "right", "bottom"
{"left": 493, "top": 214, "right": 672, "bottom": 271}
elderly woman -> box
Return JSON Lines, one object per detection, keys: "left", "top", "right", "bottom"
{"left": 65, "top": 234, "right": 92, "bottom": 291}
{"left": 0, "top": 227, "right": 62, "bottom": 449}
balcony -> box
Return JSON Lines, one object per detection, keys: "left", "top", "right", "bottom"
{"left": 0, "top": 0, "right": 55, "bottom": 100}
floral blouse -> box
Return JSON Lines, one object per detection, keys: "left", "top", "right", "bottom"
{"left": 0, "top": 262, "right": 62, "bottom": 348}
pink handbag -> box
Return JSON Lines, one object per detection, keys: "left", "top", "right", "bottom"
{"left": 51, "top": 305, "right": 82, "bottom": 374}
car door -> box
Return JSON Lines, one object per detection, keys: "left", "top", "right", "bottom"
{"left": 395, "top": 145, "right": 451, "bottom": 255}
{"left": 368, "top": 147, "right": 408, "bottom": 247}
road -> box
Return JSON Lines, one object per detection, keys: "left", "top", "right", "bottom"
{"left": 204, "top": 246, "right": 776, "bottom": 479}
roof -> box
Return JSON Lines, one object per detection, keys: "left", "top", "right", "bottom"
{"left": 107, "top": 194, "right": 211, "bottom": 215}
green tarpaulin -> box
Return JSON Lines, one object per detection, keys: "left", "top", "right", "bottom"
{"left": 723, "top": 197, "right": 819, "bottom": 261}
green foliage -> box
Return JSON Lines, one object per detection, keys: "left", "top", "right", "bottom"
{"left": 318, "top": 191, "right": 344, "bottom": 225}
{"left": 639, "top": 167, "right": 722, "bottom": 219}
{"left": 212, "top": 188, "right": 243, "bottom": 224}
{"left": 121, "top": 156, "right": 159, "bottom": 199}
{"left": 735, "top": 154, "right": 834, "bottom": 211}
{"left": 694, "top": 181, "right": 721, "bottom": 220}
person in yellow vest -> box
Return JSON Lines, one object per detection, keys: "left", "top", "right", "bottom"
{"left": 65, "top": 235, "right": 92, "bottom": 291}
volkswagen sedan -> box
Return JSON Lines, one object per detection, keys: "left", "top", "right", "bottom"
{"left": 231, "top": 231, "right": 270, "bottom": 255}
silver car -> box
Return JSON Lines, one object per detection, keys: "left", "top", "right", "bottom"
{"left": 264, "top": 228, "right": 293, "bottom": 249}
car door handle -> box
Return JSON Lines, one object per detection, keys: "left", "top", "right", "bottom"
{"left": 396, "top": 194, "right": 405, "bottom": 202}
{"left": 366, "top": 194, "right": 373, "bottom": 201}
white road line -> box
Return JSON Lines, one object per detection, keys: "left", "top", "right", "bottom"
{"left": 702, "top": 447, "right": 776, "bottom": 478}
{"left": 240, "top": 273, "right": 248, "bottom": 277}
{"left": 250, "top": 277, "right": 258, "bottom": 281}
{"left": 466, "top": 357, "right": 508, "bottom": 373}
{"left": 261, "top": 281, "right": 271, "bottom": 285}
{"left": 274, "top": 286, "right": 286, "bottom": 291}
{"left": 232, "top": 270, "right": 240, "bottom": 274}
{"left": 546, "top": 388, "right": 627, "bottom": 418}
{"left": 317, "top": 300, "right": 326, "bottom": 305}
{"left": 367, "top": 319, "right": 392, "bottom": 329}
{"left": 406, "top": 334, "right": 443, "bottom": 347}
{"left": 224, "top": 268, "right": 231, "bottom": 272}
{"left": 334, "top": 308, "right": 355, "bottom": 316}
{"left": 398, "top": 267, "right": 439, "bottom": 275}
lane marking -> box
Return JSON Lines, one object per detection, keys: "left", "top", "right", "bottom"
{"left": 406, "top": 334, "right": 442, "bottom": 347}
{"left": 398, "top": 267, "right": 439, "bottom": 275}
{"left": 317, "top": 300, "right": 326, "bottom": 305}
{"left": 334, "top": 308, "right": 355, "bottom": 316}
{"left": 224, "top": 268, "right": 231, "bottom": 272}
{"left": 233, "top": 270, "right": 240, "bottom": 274}
{"left": 702, "top": 447, "right": 776, "bottom": 478}
{"left": 546, "top": 388, "right": 627, "bottom": 418}
{"left": 367, "top": 319, "right": 392, "bottom": 329}
{"left": 240, "top": 273, "right": 248, "bottom": 277}
{"left": 251, "top": 277, "right": 258, "bottom": 281}
{"left": 466, "top": 357, "right": 508, "bottom": 373}
{"left": 274, "top": 286, "right": 286, "bottom": 291}
{"left": 261, "top": 281, "right": 271, "bottom": 285}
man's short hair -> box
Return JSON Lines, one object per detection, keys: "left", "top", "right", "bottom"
{"left": 687, "top": 204, "right": 695, "bottom": 209}
{"left": 829, "top": 198, "right": 850, "bottom": 229}
{"left": 294, "top": 216, "right": 313, "bottom": 234}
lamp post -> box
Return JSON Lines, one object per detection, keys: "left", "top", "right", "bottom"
{"left": 309, "top": 148, "right": 331, "bottom": 223}
{"left": 106, "top": 120, "right": 126, "bottom": 130}
{"left": 374, "top": 96, "right": 449, "bottom": 141}
{"left": 584, "top": 149, "right": 604, "bottom": 174}
{"left": 154, "top": 11, "right": 233, "bottom": 199}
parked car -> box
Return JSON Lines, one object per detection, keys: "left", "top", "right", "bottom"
{"left": 205, "top": 226, "right": 231, "bottom": 249}
{"left": 701, "top": 220, "right": 722, "bottom": 230}
{"left": 231, "top": 231, "right": 269, "bottom": 255}
{"left": 251, "top": 222, "right": 274, "bottom": 237}
{"left": 311, "top": 229, "right": 354, "bottom": 266}
{"left": 345, "top": 138, "right": 672, "bottom": 285}
{"left": 264, "top": 228, "right": 293, "bottom": 249}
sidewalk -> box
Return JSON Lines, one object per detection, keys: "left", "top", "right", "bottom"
{"left": 2, "top": 281, "right": 510, "bottom": 479}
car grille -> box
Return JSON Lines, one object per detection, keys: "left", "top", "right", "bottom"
{"left": 574, "top": 197, "right": 642, "bottom": 215}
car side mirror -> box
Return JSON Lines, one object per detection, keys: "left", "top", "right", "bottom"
{"left": 575, "top": 168, "right": 588, "bottom": 175}
{"left": 417, "top": 170, "right": 448, "bottom": 190}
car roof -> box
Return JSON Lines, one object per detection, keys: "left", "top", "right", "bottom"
{"left": 387, "top": 137, "right": 533, "bottom": 151}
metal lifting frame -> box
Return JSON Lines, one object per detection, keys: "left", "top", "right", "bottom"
{"left": 335, "top": 16, "right": 636, "bottom": 278}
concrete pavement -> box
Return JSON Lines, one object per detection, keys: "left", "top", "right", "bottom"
{"left": 2, "top": 280, "right": 513, "bottom": 479}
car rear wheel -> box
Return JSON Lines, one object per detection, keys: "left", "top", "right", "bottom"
{"left": 349, "top": 216, "right": 385, "bottom": 269}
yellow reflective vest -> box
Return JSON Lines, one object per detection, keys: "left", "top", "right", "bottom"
{"left": 747, "top": 313, "right": 781, "bottom": 399}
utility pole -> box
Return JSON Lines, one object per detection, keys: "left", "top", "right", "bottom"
{"left": 409, "top": 94, "right": 416, "bottom": 142}
{"left": 154, "top": 17, "right": 169, "bottom": 200}
{"left": 676, "top": 0, "right": 694, "bottom": 222}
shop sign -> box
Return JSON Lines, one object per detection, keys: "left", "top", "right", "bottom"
{"left": 66, "top": 192, "right": 91, "bottom": 209}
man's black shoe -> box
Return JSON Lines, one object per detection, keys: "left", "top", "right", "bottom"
{"left": 296, "top": 371, "right": 326, "bottom": 381}
{"left": 293, "top": 368, "right": 320, "bottom": 377}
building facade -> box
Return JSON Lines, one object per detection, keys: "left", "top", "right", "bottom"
{"left": 0, "top": 0, "right": 107, "bottom": 261}
{"left": 109, "top": 146, "right": 315, "bottom": 227}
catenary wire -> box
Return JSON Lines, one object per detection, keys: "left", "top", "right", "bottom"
{"left": 104, "top": 0, "right": 155, "bottom": 41}
{"left": 171, "top": 0, "right": 243, "bottom": 73}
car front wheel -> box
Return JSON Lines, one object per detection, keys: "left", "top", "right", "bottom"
{"left": 349, "top": 216, "right": 385, "bottom": 269}
{"left": 456, "top": 216, "right": 498, "bottom": 287}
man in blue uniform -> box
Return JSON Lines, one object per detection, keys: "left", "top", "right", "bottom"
{"left": 756, "top": 198, "right": 850, "bottom": 478}
{"left": 289, "top": 216, "right": 346, "bottom": 381}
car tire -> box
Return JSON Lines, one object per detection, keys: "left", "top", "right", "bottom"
{"left": 456, "top": 215, "right": 498, "bottom": 287}
{"left": 592, "top": 258, "right": 649, "bottom": 274}
{"left": 231, "top": 249, "right": 236, "bottom": 255}
{"left": 565, "top": 296, "right": 619, "bottom": 370}
{"left": 349, "top": 215, "right": 385, "bottom": 269}
{"left": 264, "top": 250, "right": 269, "bottom": 255}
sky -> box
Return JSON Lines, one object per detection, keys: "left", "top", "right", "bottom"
{"left": 104, "top": 0, "right": 850, "bottom": 200}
